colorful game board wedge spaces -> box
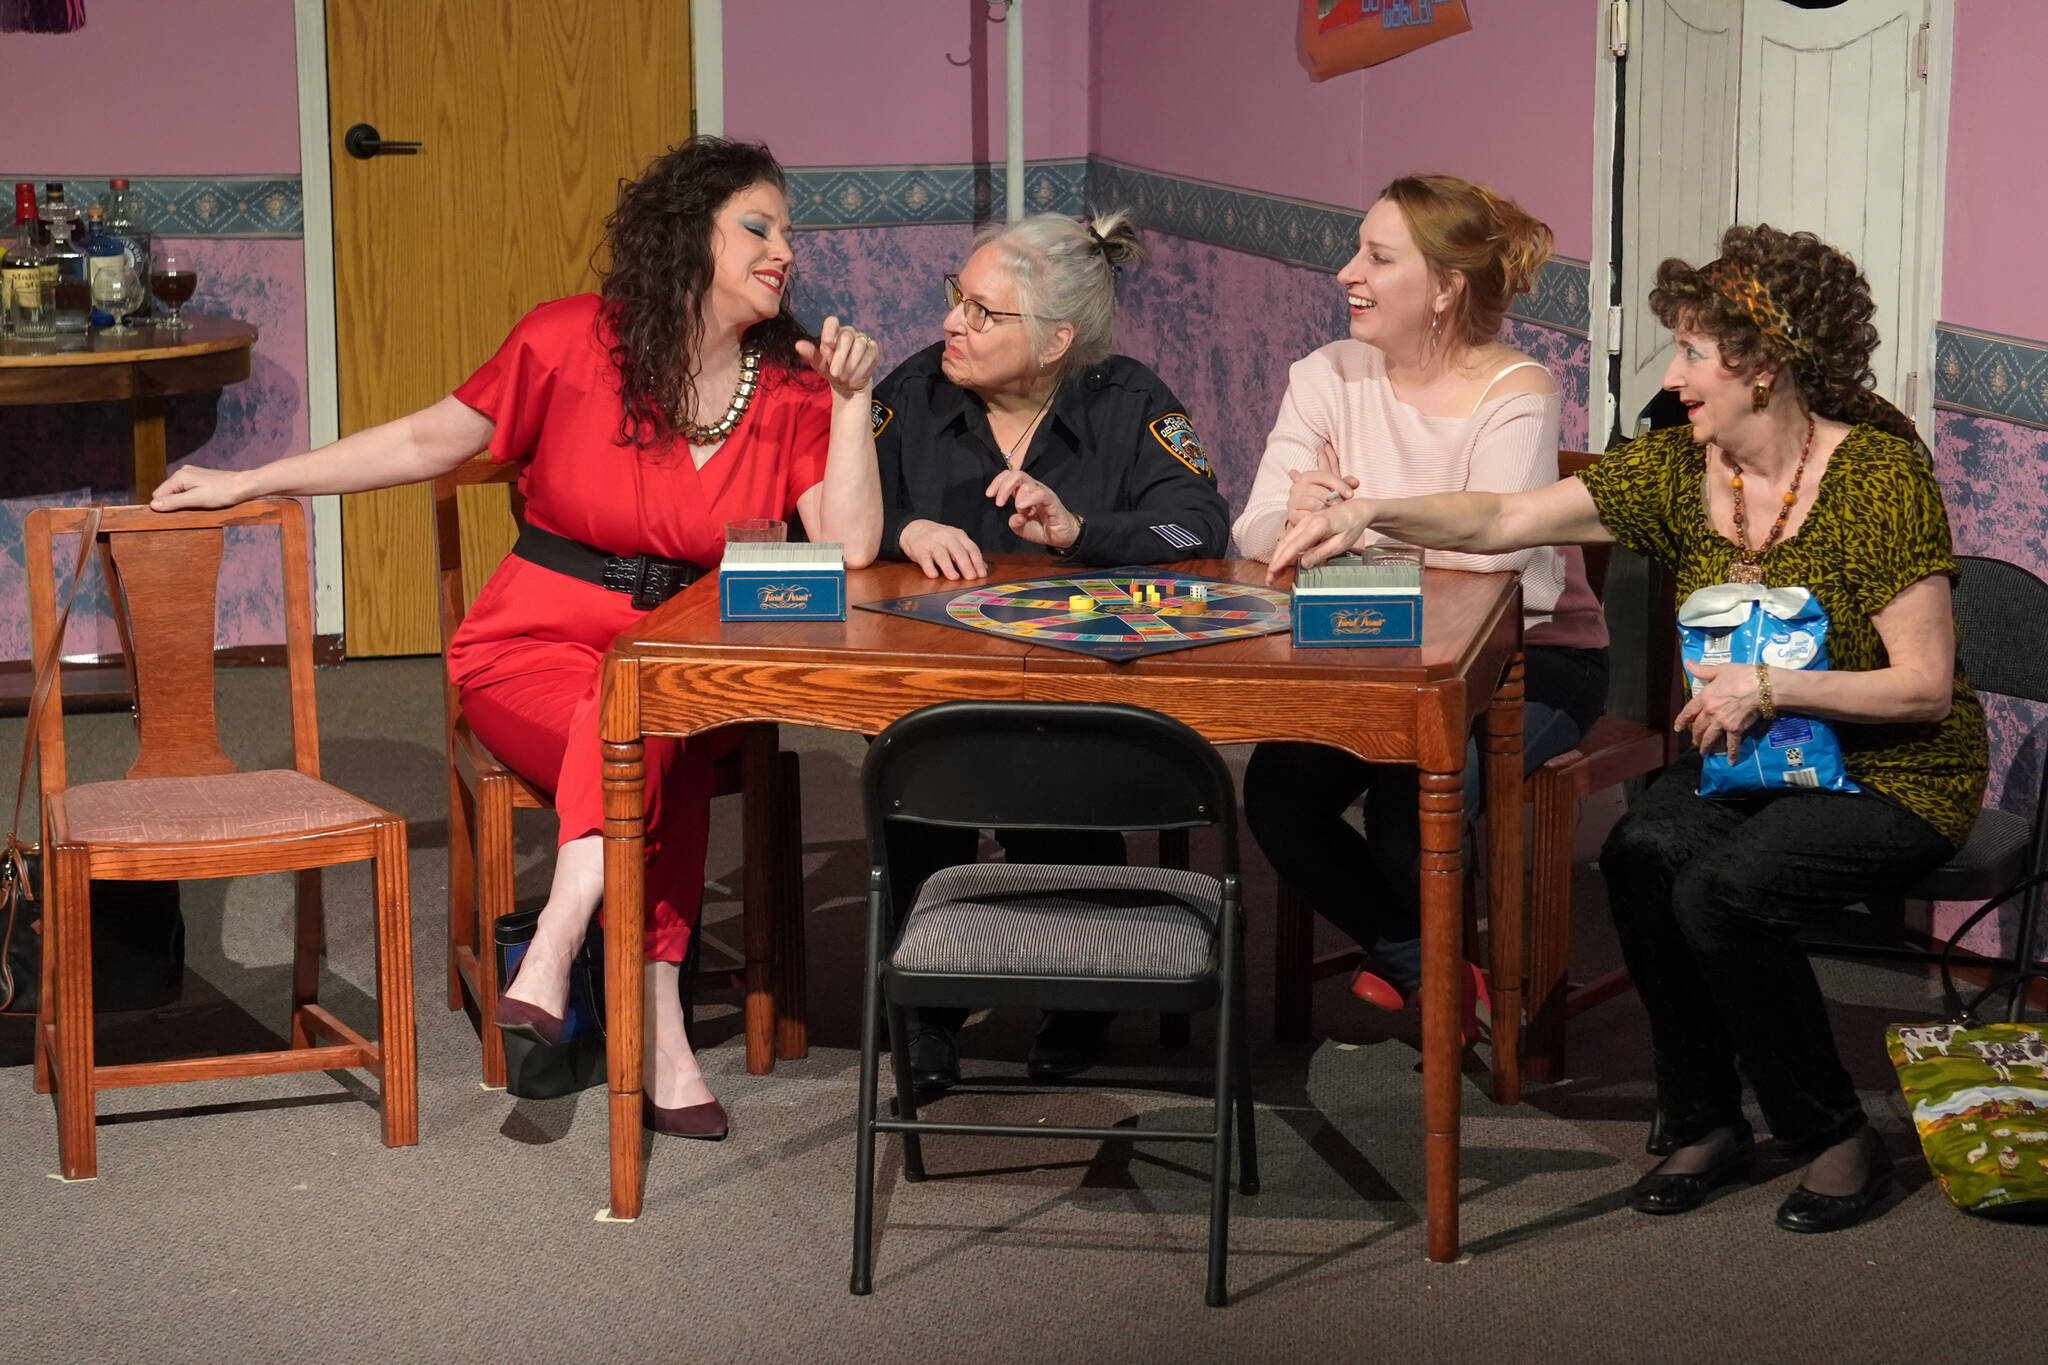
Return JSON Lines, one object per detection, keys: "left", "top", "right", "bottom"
{"left": 857, "top": 567, "right": 1292, "bottom": 660}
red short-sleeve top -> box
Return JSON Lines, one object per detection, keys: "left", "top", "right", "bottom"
{"left": 452, "top": 294, "right": 831, "bottom": 569}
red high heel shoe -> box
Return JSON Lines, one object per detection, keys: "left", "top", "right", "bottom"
{"left": 1349, "top": 960, "right": 1490, "bottom": 1046}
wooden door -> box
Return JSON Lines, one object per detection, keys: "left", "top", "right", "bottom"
{"left": 1616, "top": 0, "right": 1743, "bottom": 432}
{"left": 326, "top": 0, "right": 692, "bottom": 657}
{"left": 1736, "top": 0, "right": 1940, "bottom": 433}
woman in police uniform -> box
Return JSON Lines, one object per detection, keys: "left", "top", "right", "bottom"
{"left": 871, "top": 210, "right": 1230, "bottom": 1088}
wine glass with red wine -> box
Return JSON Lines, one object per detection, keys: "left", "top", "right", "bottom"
{"left": 151, "top": 249, "right": 198, "bottom": 331}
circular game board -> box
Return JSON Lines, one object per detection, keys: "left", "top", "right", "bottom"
{"left": 924, "top": 570, "right": 1291, "bottom": 657}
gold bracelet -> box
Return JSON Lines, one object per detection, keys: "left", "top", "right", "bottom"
{"left": 1755, "top": 663, "right": 1776, "bottom": 721}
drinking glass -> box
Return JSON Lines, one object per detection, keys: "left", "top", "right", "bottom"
{"left": 93, "top": 269, "right": 143, "bottom": 336}
{"left": 724, "top": 519, "right": 787, "bottom": 543}
{"left": 151, "top": 249, "right": 198, "bottom": 331}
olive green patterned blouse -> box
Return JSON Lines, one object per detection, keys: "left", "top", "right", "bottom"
{"left": 1578, "top": 424, "right": 1987, "bottom": 848}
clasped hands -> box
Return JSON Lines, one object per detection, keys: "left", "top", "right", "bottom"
{"left": 1675, "top": 660, "right": 1769, "bottom": 760}
{"left": 1264, "top": 466, "right": 1375, "bottom": 583}
{"left": 899, "top": 470, "right": 1079, "bottom": 580}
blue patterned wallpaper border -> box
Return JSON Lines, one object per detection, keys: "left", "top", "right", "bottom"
{"left": 0, "top": 175, "right": 302, "bottom": 237}
{"left": 785, "top": 158, "right": 1087, "bottom": 230}
{"left": 1085, "top": 156, "right": 1591, "bottom": 336}
{"left": 1934, "top": 325, "right": 2048, "bottom": 431}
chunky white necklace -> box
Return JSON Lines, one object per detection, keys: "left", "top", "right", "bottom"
{"left": 683, "top": 346, "right": 762, "bottom": 445}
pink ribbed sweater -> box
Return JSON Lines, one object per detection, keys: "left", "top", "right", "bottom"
{"left": 1233, "top": 340, "right": 1608, "bottom": 649}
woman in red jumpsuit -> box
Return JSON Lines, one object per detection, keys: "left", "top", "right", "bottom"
{"left": 153, "top": 138, "right": 885, "bottom": 1140}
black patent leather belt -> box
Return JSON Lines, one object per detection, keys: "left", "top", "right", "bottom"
{"left": 511, "top": 524, "right": 707, "bottom": 610}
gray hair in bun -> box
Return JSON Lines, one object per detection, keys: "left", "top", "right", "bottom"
{"left": 970, "top": 208, "right": 1147, "bottom": 378}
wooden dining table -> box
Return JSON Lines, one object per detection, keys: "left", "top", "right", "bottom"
{"left": 596, "top": 556, "right": 1525, "bottom": 1262}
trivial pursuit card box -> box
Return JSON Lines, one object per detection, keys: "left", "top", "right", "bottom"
{"left": 718, "top": 542, "right": 846, "bottom": 621}
{"left": 1290, "top": 551, "right": 1423, "bottom": 647}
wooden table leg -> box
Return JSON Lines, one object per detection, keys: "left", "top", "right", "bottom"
{"left": 1418, "top": 693, "right": 1466, "bottom": 1265}
{"left": 129, "top": 394, "right": 166, "bottom": 499}
{"left": 740, "top": 725, "right": 778, "bottom": 1075}
{"left": 1483, "top": 653, "right": 1525, "bottom": 1106}
{"left": 602, "top": 660, "right": 648, "bottom": 1221}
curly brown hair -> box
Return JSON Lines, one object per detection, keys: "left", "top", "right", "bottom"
{"left": 1649, "top": 223, "right": 1924, "bottom": 453}
{"left": 597, "top": 136, "right": 815, "bottom": 451}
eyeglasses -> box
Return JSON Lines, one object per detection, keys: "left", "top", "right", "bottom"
{"left": 944, "top": 274, "right": 1033, "bottom": 333}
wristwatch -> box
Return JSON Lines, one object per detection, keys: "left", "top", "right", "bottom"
{"left": 1055, "top": 512, "right": 1087, "bottom": 556}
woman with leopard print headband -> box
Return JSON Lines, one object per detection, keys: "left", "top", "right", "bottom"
{"left": 1270, "top": 221, "right": 1987, "bottom": 1237}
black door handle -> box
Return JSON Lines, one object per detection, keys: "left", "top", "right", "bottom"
{"left": 344, "top": 123, "right": 422, "bottom": 160}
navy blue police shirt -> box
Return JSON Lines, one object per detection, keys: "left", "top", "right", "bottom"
{"left": 871, "top": 342, "right": 1230, "bottom": 565}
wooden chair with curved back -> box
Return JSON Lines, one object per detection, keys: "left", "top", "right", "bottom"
{"left": 1267, "top": 450, "right": 1678, "bottom": 1086}
{"left": 24, "top": 500, "right": 416, "bottom": 1180}
{"left": 434, "top": 459, "right": 809, "bottom": 1086}
{"left": 1522, "top": 449, "right": 1679, "bottom": 1081}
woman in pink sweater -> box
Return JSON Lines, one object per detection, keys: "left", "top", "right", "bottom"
{"left": 1234, "top": 175, "right": 1609, "bottom": 1027}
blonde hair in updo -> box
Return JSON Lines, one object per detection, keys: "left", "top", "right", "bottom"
{"left": 971, "top": 209, "right": 1147, "bottom": 379}
{"left": 1377, "top": 174, "right": 1553, "bottom": 349}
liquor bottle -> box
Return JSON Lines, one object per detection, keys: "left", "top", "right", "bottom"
{"left": 5, "top": 187, "right": 54, "bottom": 340}
{"left": 82, "top": 206, "right": 126, "bottom": 327}
{"left": 102, "top": 177, "right": 155, "bottom": 316}
{"left": 44, "top": 206, "right": 90, "bottom": 333}
{"left": 39, "top": 182, "right": 83, "bottom": 247}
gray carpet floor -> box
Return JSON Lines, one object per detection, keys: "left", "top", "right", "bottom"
{"left": 0, "top": 659, "right": 2027, "bottom": 1364}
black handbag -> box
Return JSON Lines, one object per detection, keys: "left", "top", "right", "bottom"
{"left": 2, "top": 506, "right": 186, "bottom": 1017}
{"left": 491, "top": 907, "right": 607, "bottom": 1099}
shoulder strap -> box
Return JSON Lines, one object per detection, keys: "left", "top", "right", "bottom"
{"left": 1469, "top": 360, "right": 1550, "bottom": 417}
{"left": 2, "top": 506, "right": 105, "bottom": 1005}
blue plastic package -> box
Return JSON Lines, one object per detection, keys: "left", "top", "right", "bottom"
{"left": 1676, "top": 583, "right": 1859, "bottom": 796}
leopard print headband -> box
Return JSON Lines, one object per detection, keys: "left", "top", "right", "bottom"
{"left": 1698, "top": 258, "right": 1811, "bottom": 364}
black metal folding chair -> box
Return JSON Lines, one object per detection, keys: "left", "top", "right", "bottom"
{"left": 1809, "top": 554, "right": 2048, "bottom": 1019}
{"left": 851, "top": 701, "right": 1257, "bottom": 1307}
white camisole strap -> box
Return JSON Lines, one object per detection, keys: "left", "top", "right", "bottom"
{"left": 1467, "top": 359, "right": 1549, "bottom": 417}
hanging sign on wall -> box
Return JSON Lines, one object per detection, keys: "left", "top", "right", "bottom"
{"left": 1298, "top": 0, "right": 1472, "bottom": 81}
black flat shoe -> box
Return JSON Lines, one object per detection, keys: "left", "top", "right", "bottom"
{"left": 1775, "top": 1159, "right": 1893, "bottom": 1234}
{"left": 907, "top": 1025, "right": 960, "bottom": 1092}
{"left": 1627, "top": 1134, "right": 1756, "bottom": 1215}
{"left": 1027, "top": 1010, "right": 1114, "bottom": 1081}
{"left": 1645, "top": 1109, "right": 1679, "bottom": 1158}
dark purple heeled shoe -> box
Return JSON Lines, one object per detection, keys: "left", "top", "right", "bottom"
{"left": 642, "top": 1095, "right": 729, "bottom": 1142}
{"left": 493, "top": 956, "right": 569, "bottom": 1047}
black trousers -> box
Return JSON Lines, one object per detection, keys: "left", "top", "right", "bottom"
{"left": 1244, "top": 644, "right": 1608, "bottom": 955}
{"left": 1599, "top": 758, "right": 1952, "bottom": 1155}
{"left": 886, "top": 823, "right": 1127, "bottom": 1033}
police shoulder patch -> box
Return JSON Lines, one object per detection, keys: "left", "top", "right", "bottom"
{"left": 870, "top": 398, "right": 894, "bottom": 439}
{"left": 1148, "top": 412, "right": 1213, "bottom": 479}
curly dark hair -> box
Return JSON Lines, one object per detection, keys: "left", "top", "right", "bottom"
{"left": 597, "top": 136, "right": 815, "bottom": 451}
{"left": 1649, "top": 223, "right": 1924, "bottom": 454}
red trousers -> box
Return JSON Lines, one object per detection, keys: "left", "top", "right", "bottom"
{"left": 448, "top": 556, "right": 724, "bottom": 962}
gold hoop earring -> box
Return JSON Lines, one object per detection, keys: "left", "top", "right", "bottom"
{"left": 1752, "top": 381, "right": 1772, "bottom": 411}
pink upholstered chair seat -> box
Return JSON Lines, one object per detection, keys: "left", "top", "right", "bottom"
{"left": 54, "top": 769, "right": 387, "bottom": 845}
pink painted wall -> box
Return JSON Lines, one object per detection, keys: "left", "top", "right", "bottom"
{"left": 1092, "top": 0, "right": 1598, "bottom": 261}
{"left": 1940, "top": 0, "right": 2048, "bottom": 339}
{"left": 2, "top": 0, "right": 303, "bottom": 175}
{"left": 723, "top": 0, "right": 1092, "bottom": 165}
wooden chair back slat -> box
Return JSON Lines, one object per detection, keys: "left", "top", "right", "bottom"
{"left": 432, "top": 457, "right": 524, "bottom": 748}
{"left": 23, "top": 500, "right": 322, "bottom": 797}
{"left": 104, "top": 528, "right": 237, "bottom": 779}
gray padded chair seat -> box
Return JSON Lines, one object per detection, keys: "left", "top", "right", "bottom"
{"left": 893, "top": 862, "right": 1222, "bottom": 979}
{"left": 1908, "top": 807, "right": 2033, "bottom": 902}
